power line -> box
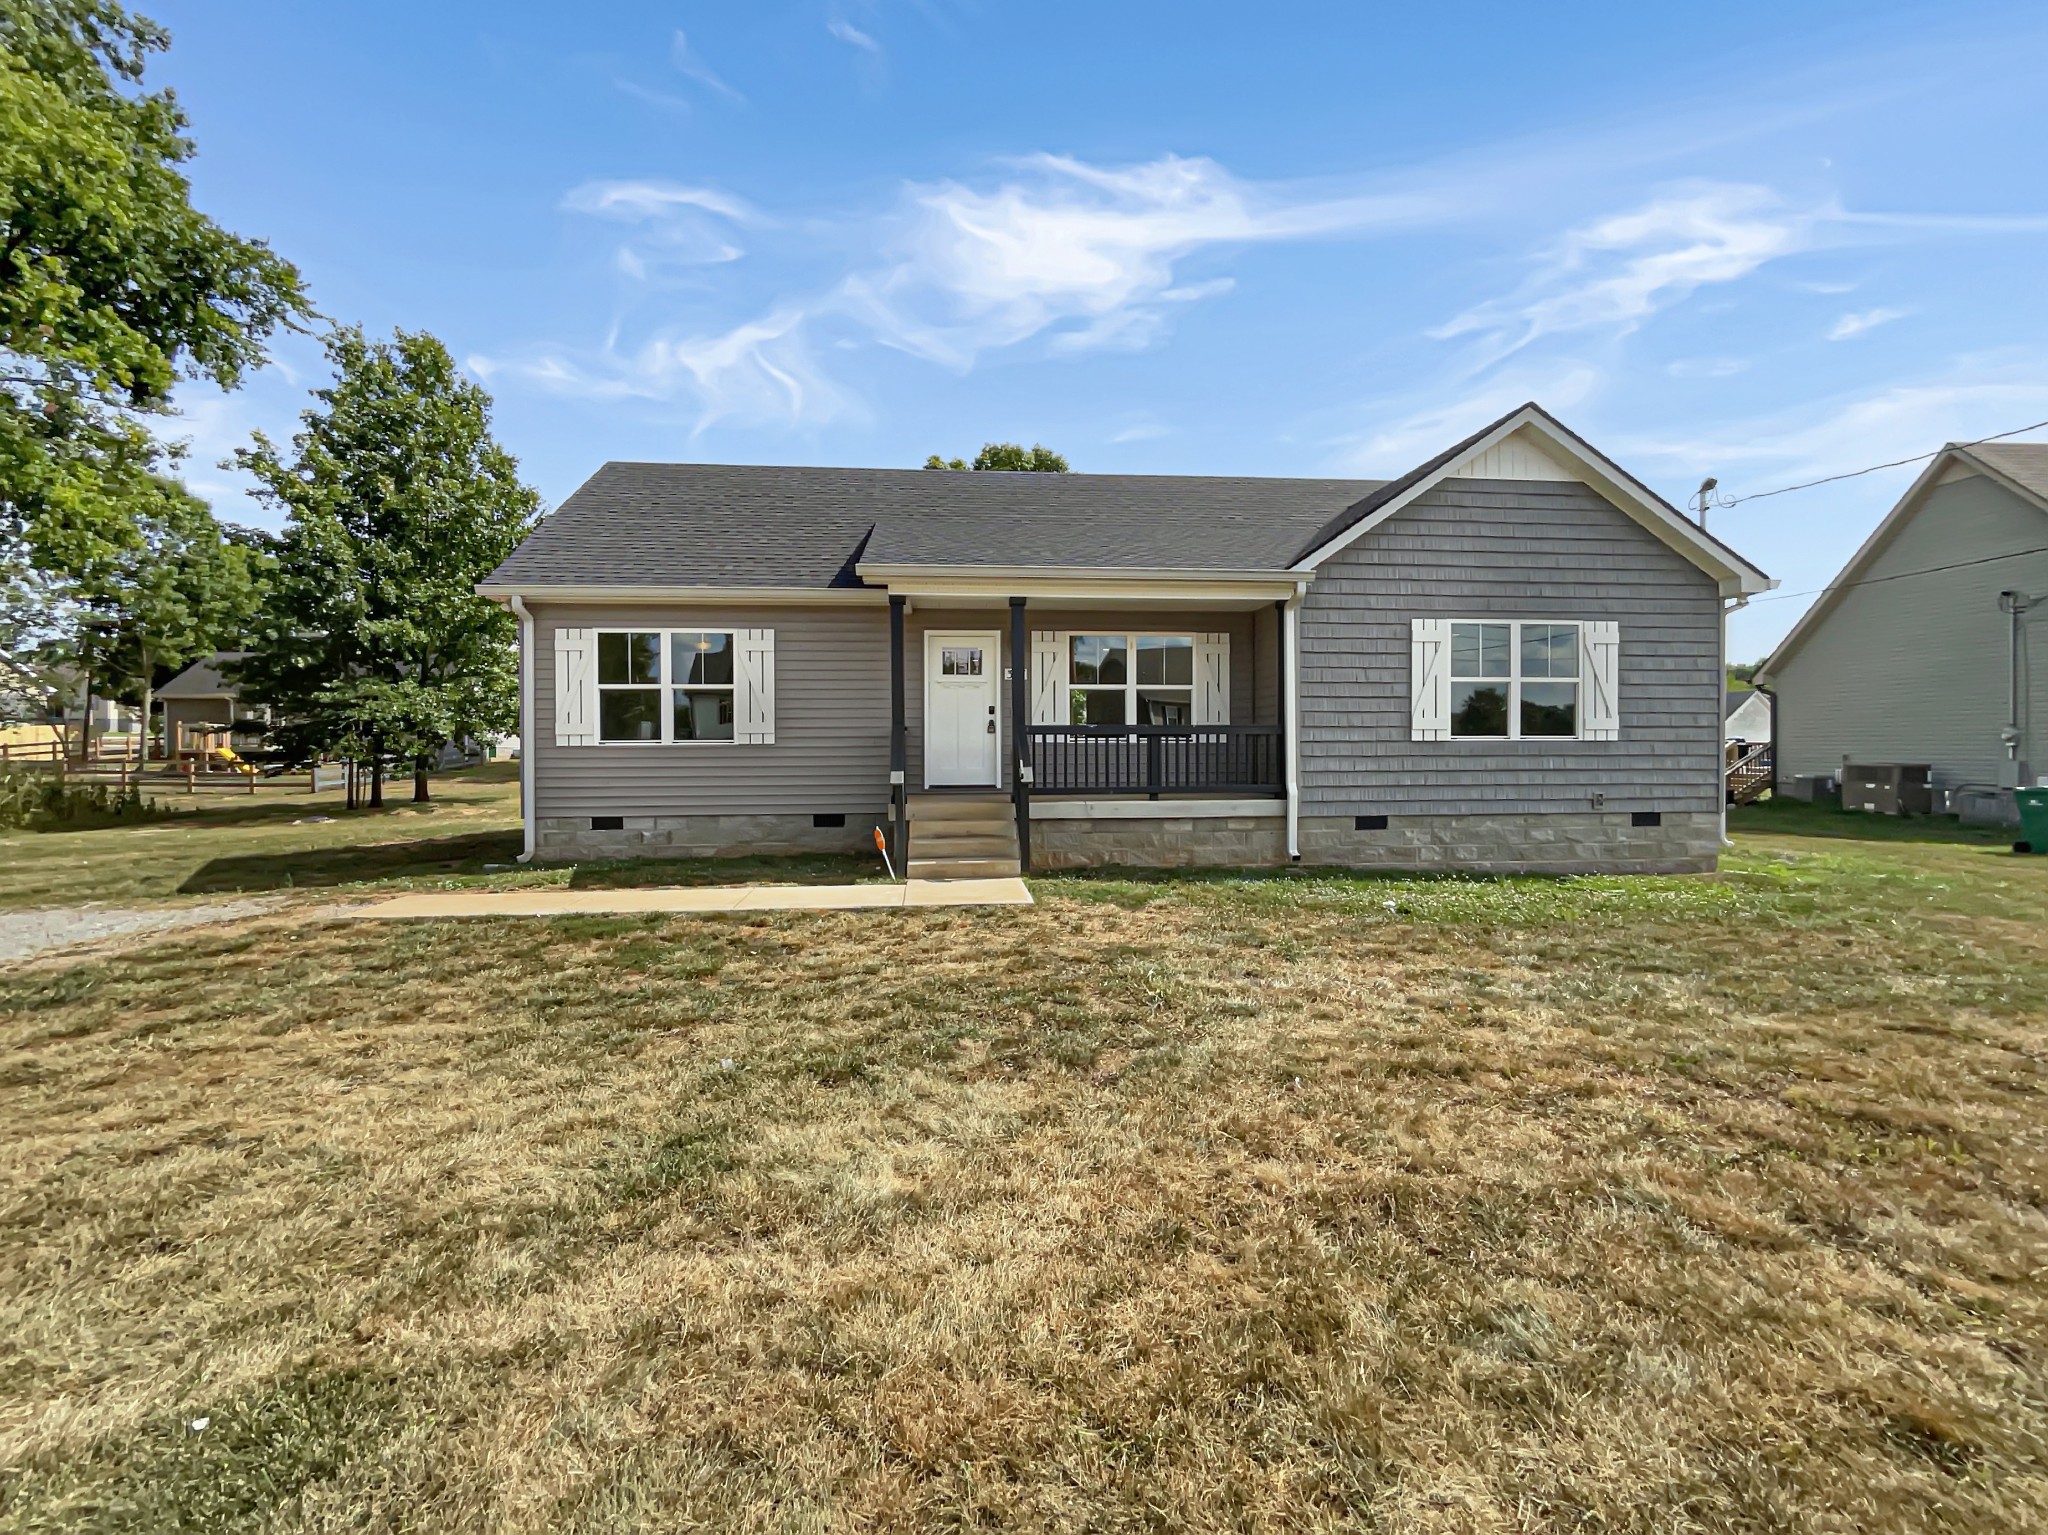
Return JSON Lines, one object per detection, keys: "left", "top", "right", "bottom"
{"left": 1723, "top": 416, "right": 2048, "bottom": 506}
{"left": 1745, "top": 542, "right": 2048, "bottom": 607}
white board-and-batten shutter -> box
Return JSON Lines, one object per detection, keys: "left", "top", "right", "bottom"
{"left": 1580, "top": 621, "right": 1619, "bottom": 740}
{"left": 554, "top": 627, "right": 597, "bottom": 746}
{"left": 1031, "top": 631, "right": 1064, "bottom": 725}
{"left": 1194, "top": 633, "right": 1230, "bottom": 725}
{"left": 1410, "top": 618, "right": 1450, "bottom": 741}
{"left": 736, "top": 628, "right": 776, "bottom": 744}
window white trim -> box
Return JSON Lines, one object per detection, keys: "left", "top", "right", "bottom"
{"left": 1064, "top": 631, "right": 1199, "bottom": 727}
{"left": 593, "top": 627, "right": 739, "bottom": 745}
{"left": 1442, "top": 618, "right": 1587, "bottom": 742}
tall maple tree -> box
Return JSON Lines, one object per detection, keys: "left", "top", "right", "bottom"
{"left": 236, "top": 328, "right": 539, "bottom": 804}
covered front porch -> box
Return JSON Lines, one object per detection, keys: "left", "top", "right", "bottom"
{"left": 874, "top": 574, "right": 1304, "bottom": 873}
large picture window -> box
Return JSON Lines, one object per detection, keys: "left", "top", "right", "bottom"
{"left": 596, "top": 629, "right": 735, "bottom": 743}
{"left": 1068, "top": 633, "right": 1193, "bottom": 725}
{"left": 1449, "top": 621, "right": 1580, "bottom": 739}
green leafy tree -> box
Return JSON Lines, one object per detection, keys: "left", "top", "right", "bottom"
{"left": 79, "top": 480, "right": 265, "bottom": 759}
{"left": 923, "top": 442, "right": 1069, "bottom": 473}
{"left": 236, "top": 328, "right": 540, "bottom": 805}
{"left": 0, "top": 0, "right": 310, "bottom": 595}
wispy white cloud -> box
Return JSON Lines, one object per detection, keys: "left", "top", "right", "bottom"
{"left": 470, "top": 309, "right": 849, "bottom": 431}
{"left": 564, "top": 180, "right": 760, "bottom": 224}
{"left": 827, "top": 16, "right": 881, "bottom": 53}
{"left": 497, "top": 151, "right": 1451, "bottom": 426}
{"left": 563, "top": 178, "right": 758, "bottom": 273}
{"left": 1667, "top": 356, "right": 1750, "bottom": 378}
{"left": 1826, "top": 306, "right": 1906, "bottom": 340}
{"left": 670, "top": 28, "right": 743, "bottom": 103}
{"left": 1434, "top": 182, "right": 1811, "bottom": 367}
{"left": 838, "top": 153, "right": 1444, "bottom": 369}
{"left": 1616, "top": 356, "right": 2048, "bottom": 486}
{"left": 1108, "top": 417, "right": 1172, "bottom": 443}
{"left": 1328, "top": 364, "right": 1604, "bottom": 473}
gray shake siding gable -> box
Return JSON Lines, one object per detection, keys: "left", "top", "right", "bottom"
{"left": 1298, "top": 478, "right": 1723, "bottom": 816}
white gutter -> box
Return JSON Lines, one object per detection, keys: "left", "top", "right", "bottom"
{"left": 510, "top": 595, "right": 537, "bottom": 863}
{"left": 1284, "top": 582, "right": 1305, "bottom": 861}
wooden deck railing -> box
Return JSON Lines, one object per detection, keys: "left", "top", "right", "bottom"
{"left": 1024, "top": 724, "right": 1284, "bottom": 799}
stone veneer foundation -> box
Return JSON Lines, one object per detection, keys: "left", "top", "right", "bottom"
{"left": 538, "top": 809, "right": 1722, "bottom": 875}
{"left": 1035, "top": 810, "right": 1719, "bottom": 874}
{"left": 534, "top": 813, "right": 874, "bottom": 860}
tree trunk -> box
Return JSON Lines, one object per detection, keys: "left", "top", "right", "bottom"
{"left": 137, "top": 645, "right": 154, "bottom": 765}
{"left": 79, "top": 669, "right": 93, "bottom": 762}
{"left": 369, "top": 748, "right": 384, "bottom": 808}
{"left": 346, "top": 759, "right": 359, "bottom": 811}
{"left": 413, "top": 756, "right": 430, "bottom": 802}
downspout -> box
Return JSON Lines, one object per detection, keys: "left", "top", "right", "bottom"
{"left": 1284, "top": 582, "right": 1305, "bottom": 862}
{"left": 509, "top": 595, "right": 537, "bottom": 862}
{"left": 1720, "top": 593, "right": 1749, "bottom": 845}
{"left": 1999, "top": 591, "right": 2035, "bottom": 781}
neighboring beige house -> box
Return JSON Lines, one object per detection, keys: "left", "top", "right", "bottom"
{"left": 1725, "top": 689, "right": 1771, "bottom": 746}
{"left": 1757, "top": 441, "right": 2048, "bottom": 821}
{"left": 158, "top": 651, "right": 270, "bottom": 756}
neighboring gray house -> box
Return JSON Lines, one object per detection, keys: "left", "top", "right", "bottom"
{"left": 480, "top": 403, "right": 1773, "bottom": 876}
{"left": 1757, "top": 441, "right": 2048, "bottom": 821}
{"left": 157, "top": 651, "right": 270, "bottom": 756}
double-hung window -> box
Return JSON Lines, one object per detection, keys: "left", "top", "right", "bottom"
{"left": 596, "top": 630, "right": 735, "bottom": 743}
{"left": 1449, "top": 621, "right": 1580, "bottom": 739}
{"left": 1068, "top": 633, "right": 1194, "bottom": 725}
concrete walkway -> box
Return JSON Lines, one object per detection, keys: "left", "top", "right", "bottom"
{"left": 348, "top": 877, "right": 1033, "bottom": 920}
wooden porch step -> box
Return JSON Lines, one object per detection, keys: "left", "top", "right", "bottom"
{"left": 908, "top": 855, "right": 1023, "bottom": 880}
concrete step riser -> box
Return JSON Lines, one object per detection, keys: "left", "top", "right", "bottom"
{"left": 907, "top": 803, "right": 1013, "bottom": 823}
{"left": 909, "top": 858, "right": 1023, "bottom": 880}
{"left": 911, "top": 837, "right": 1019, "bottom": 858}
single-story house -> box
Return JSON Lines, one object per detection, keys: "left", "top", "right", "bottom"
{"left": 1725, "top": 688, "right": 1772, "bottom": 746}
{"left": 157, "top": 651, "right": 271, "bottom": 756}
{"left": 480, "top": 402, "right": 1774, "bottom": 875}
{"left": 1756, "top": 441, "right": 2048, "bottom": 822}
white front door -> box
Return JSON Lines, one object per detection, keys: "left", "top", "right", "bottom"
{"left": 924, "top": 631, "right": 1001, "bottom": 786}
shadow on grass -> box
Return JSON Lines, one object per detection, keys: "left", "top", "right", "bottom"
{"left": 1731, "top": 798, "right": 2018, "bottom": 848}
{"left": 178, "top": 831, "right": 525, "bottom": 894}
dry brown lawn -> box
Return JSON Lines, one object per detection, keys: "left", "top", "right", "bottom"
{"left": 2, "top": 809, "right": 2045, "bottom": 1531}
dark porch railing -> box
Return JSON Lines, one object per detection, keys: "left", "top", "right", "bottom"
{"left": 1025, "top": 724, "right": 1283, "bottom": 798}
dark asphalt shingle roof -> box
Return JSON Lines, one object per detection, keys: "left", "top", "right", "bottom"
{"left": 157, "top": 651, "right": 253, "bottom": 699}
{"left": 485, "top": 463, "right": 1388, "bottom": 589}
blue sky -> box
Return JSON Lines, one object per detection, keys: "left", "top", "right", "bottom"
{"left": 152, "top": 1, "right": 2048, "bottom": 659}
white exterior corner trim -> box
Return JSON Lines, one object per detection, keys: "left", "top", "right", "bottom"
{"left": 1291, "top": 405, "right": 1776, "bottom": 598}
{"left": 1283, "top": 584, "right": 1304, "bottom": 860}
{"left": 509, "top": 595, "right": 536, "bottom": 862}
{"left": 1756, "top": 443, "right": 2048, "bottom": 683}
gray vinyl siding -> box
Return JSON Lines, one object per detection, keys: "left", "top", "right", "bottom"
{"left": 1299, "top": 477, "right": 1723, "bottom": 816}
{"left": 1771, "top": 472, "right": 2048, "bottom": 789}
{"left": 528, "top": 601, "right": 1279, "bottom": 815}
{"left": 529, "top": 601, "right": 891, "bottom": 819}
{"left": 904, "top": 607, "right": 1273, "bottom": 789}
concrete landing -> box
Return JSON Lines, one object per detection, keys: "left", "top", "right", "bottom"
{"left": 348, "top": 877, "right": 1033, "bottom": 920}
